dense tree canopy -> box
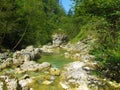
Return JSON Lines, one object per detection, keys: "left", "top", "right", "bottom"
{"left": 0, "top": 0, "right": 65, "bottom": 50}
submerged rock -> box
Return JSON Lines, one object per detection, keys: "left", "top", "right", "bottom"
{"left": 40, "top": 45, "right": 54, "bottom": 54}
{"left": 50, "top": 68, "right": 60, "bottom": 76}
{"left": 42, "top": 80, "right": 53, "bottom": 85}
{"left": 60, "top": 81, "right": 69, "bottom": 90}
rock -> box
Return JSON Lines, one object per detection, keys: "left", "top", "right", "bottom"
{"left": 38, "top": 62, "right": 51, "bottom": 71}
{"left": 18, "top": 61, "right": 39, "bottom": 73}
{"left": 44, "top": 75, "right": 51, "bottom": 80}
{"left": 22, "top": 74, "right": 30, "bottom": 79}
{"left": 15, "top": 61, "right": 51, "bottom": 74}
{"left": 60, "top": 81, "right": 69, "bottom": 90}
{"left": 50, "top": 68, "right": 60, "bottom": 76}
{"left": 13, "top": 58, "right": 24, "bottom": 66}
{"left": 82, "top": 66, "right": 91, "bottom": 71}
{"left": 22, "top": 53, "right": 31, "bottom": 62}
{"left": 60, "top": 61, "right": 90, "bottom": 90}
{"left": 22, "top": 86, "right": 30, "bottom": 90}
{"left": 12, "top": 46, "right": 41, "bottom": 66}
{"left": 6, "top": 78, "right": 18, "bottom": 90}
{"left": 0, "top": 75, "right": 18, "bottom": 90}
{"left": 13, "top": 51, "right": 24, "bottom": 65}
{"left": 0, "top": 58, "right": 13, "bottom": 70}
{"left": 0, "top": 52, "right": 9, "bottom": 60}
{"left": 44, "top": 75, "right": 55, "bottom": 81}
{"left": 73, "top": 53, "right": 81, "bottom": 60}
{"left": 50, "top": 75, "right": 55, "bottom": 81}
{"left": 60, "top": 60, "right": 120, "bottom": 90}
{"left": 64, "top": 52, "right": 71, "bottom": 58}
{"left": 13, "top": 51, "right": 22, "bottom": 59}
{"left": 0, "top": 81, "right": 3, "bottom": 90}
{"left": 14, "top": 68, "right": 24, "bottom": 74}
{"left": 34, "top": 48, "right": 41, "bottom": 59}
{"left": 0, "top": 63, "right": 7, "bottom": 70}
{"left": 52, "top": 33, "right": 68, "bottom": 47}
{"left": 30, "top": 88, "right": 33, "bottom": 90}
{"left": 25, "top": 45, "right": 34, "bottom": 52}
{"left": 42, "top": 80, "right": 52, "bottom": 85}
{"left": 19, "top": 78, "right": 33, "bottom": 88}
{"left": 40, "top": 45, "right": 54, "bottom": 54}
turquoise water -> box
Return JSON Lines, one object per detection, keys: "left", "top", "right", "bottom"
{"left": 38, "top": 52, "right": 73, "bottom": 69}
{"left": 31, "top": 50, "right": 73, "bottom": 90}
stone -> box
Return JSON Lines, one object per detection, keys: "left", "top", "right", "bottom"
{"left": 73, "top": 53, "right": 81, "bottom": 60}
{"left": 22, "top": 53, "right": 31, "bottom": 62}
{"left": 64, "top": 52, "right": 71, "bottom": 58}
{"left": 52, "top": 33, "right": 67, "bottom": 47}
{"left": 6, "top": 78, "right": 18, "bottom": 90}
{"left": 13, "top": 51, "right": 22, "bottom": 59}
{"left": 25, "top": 45, "right": 34, "bottom": 52}
{"left": 0, "top": 52, "right": 9, "bottom": 60}
{"left": 15, "top": 61, "right": 51, "bottom": 74}
{"left": 42, "top": 80, "right": 52, "bottom": 85}
{"left": 22, "top": 74, "right": 30, "bottom": 79}
{"left": 22, "top": 86, "right": 30, "bottom": 90}
{"left": 0, "top": 75, "right": 18, "bottom": 90}
{"left": 0, "top": 81, "right": 3, "bottom": 90}
{"left": 44, "top": 75, "right": 55, "bottom": 81}
{"left": 50, "top": 68, "right": 60, "bottom": 76}
{"left": 40, "top": 45, "right": 54, "bottom": 54}
{"left": 13, "top": 58, "right": 24, "bottom": 66}
{"left": 60, "top": 82, "right": 69, "bottom": 90}
{"left": 60, "top": 61, "right": 89, "bottom": 90}
{"left": 19, "top": 78, "right": 33, "bottom": 88}
{"left": 38, "top": 62, "right": 51, "bottom": 71}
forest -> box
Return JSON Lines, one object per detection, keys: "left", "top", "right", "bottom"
{"left": 0, "top": 0, "right": 120, "bottom": 89}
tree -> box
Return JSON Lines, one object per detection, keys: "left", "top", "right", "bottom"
{"left": 0, "top": 0, "right": 66, "bottom": 49}
{"left": 0, "top": 0, "right": 17, "bottom": 49}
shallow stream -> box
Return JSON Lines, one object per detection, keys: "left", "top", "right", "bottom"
{"left": 31, "top": 50, "right": 73, "bottom": 90}
{"left": 0, "top": 50, "right": 73, "bottom": 90}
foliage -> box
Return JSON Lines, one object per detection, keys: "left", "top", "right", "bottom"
{"left": 72, "top": 0, "right": 120, "bottom": 82}
{"left": 0, "top": 0, "right": 17, "bottom": 49}
{"left": 0, "top": 0, "right": 65, "bottom": 50}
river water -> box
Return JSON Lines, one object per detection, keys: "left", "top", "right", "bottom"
{"left": 29, "top": 50, "right": 73, "bottom": 90}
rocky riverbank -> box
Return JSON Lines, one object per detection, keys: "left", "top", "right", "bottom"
{"left": 0, "top": 34, "right": 120, "bottom": 90}
{"left": 0, "top": 45, "right": 61, "bottom": 90}
{"left": 59, "top": 36, "right": 120, "bottom": 90}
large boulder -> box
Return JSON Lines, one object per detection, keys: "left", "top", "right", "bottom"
{"left": 15, "top": 61, "right": 51, "bottom": 74}
{"left": 19, "top": 77, "right": 33, "bottom": 90}
{"left": 12, "top": 46, "right": 41, "bottom": 66}
{"left": 52, "top": 33, "right": 67, "bottom": 47}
